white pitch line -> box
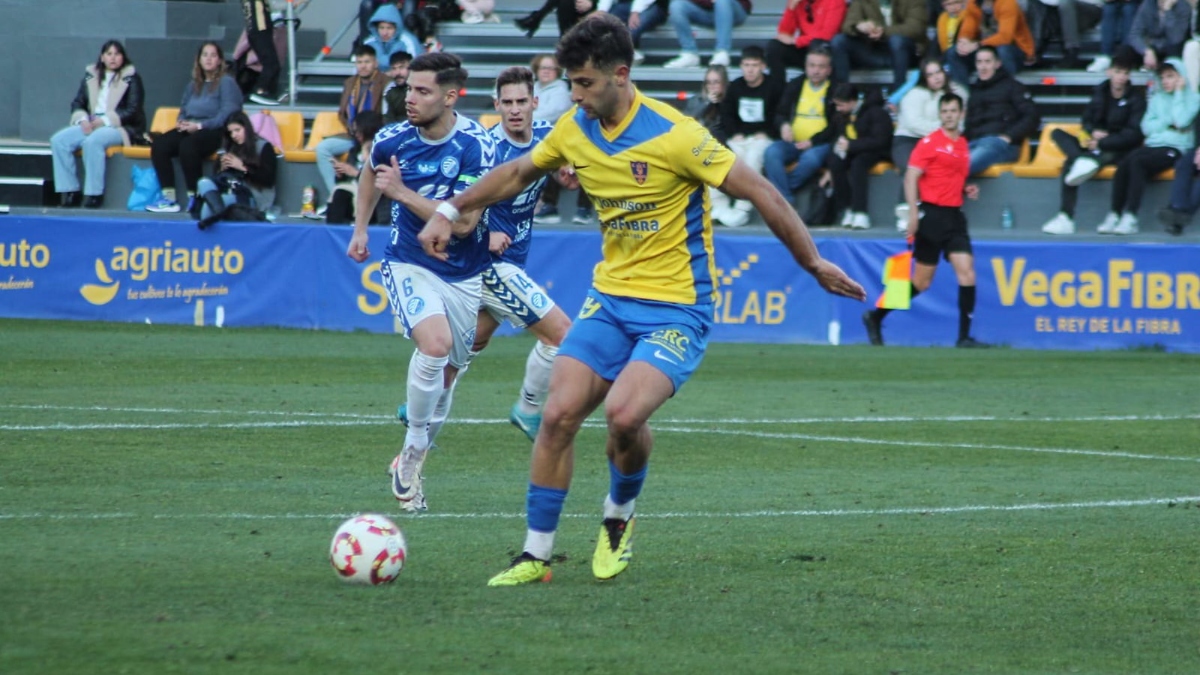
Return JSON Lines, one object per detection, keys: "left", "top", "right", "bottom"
{"left": 654, "top": 426, "right": 1200, "bottom": 463}
{"left": 3, "top": 418, "right": 1195, "bottom": 464}
{"left": 1, "top": 496, "right": 1196, "bottom": 522}
{"left": 4, "top": 404, "right": 1200, "bottom": 426}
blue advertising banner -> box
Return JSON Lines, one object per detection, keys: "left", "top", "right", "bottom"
{"left": 2, "top": 215, "right": 1197, "bottom": 352}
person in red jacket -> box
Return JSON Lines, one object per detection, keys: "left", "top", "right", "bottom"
{"left": 766, "top": 0, "right": 846, "bottom": 81}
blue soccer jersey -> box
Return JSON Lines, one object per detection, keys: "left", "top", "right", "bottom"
{"left": 485, "top": 119, "right": 553, "bottom": 268}
{"left": 371, "top": 113, "right": 497, "bottom": 281}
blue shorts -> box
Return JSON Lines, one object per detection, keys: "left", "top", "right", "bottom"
{"left": 559, "top": 289, "right": 712, "bottom": 393}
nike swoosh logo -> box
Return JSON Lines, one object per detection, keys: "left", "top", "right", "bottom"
{"left": 653, "top": 349, "right": 677, "bottom": 363}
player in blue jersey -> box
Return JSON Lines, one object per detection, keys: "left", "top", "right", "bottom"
{"left": 421, "top": 14, "right": 866, "bottom": 585}
{"left": 397, "top": 66, "right": 573, "bottom": 442}
{"left": 346, "top": 51, "right": 497, "bottom": 513}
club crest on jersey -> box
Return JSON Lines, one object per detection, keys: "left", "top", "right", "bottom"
{"left": 441, "top": 157, "right": 460, "bottom": 178}
{"left": 630, "top": 161, "right": 648, "bottom": 185}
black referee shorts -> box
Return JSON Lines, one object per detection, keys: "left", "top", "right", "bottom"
{"left": 913, "top": 203, "right": 972, "bottom": 265}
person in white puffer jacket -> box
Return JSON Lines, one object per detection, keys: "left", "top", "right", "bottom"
{"left": 889, "top": 56, "right": 968, "bottom": 231}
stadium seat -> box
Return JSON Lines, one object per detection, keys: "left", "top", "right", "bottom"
{"left": 266, "top": 110, "right": 305, "bottom": 154}
{"left": 478, "top": 113, "right": 501, "bottom": 129}
{"left": 870, "top": 160, "right": 896, "bottom": 175}
{"left": 118, "top": 107, "right": 180, "bottom": 159}
{"left": 974, "top": 138, "right": 1031, "bottom": 178}
{"left": 1011, "top": 123, "right": 1081, "bottom": 178}
{"left": 284, "top": 111, "right": 348, "bottom": 162}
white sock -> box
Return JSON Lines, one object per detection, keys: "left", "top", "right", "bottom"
{"left": 406, "top": 349, "right": 447, "bottom": 448}
{"left": 518, "top": 341, "right": 556, "bottom": 415}
{"left": 523, "top": 529, "right": 555, "bottom": 561}
{"left": 428, "top": 377, "right": 458, "bottom": 443}
{"left": 603, "top": 494, "right": 635, "bottom": 521}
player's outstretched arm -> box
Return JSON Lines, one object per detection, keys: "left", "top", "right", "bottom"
{"left": 720, "top": 160, "right": 867, "bottom": 301}
{"left": 348, "top": 164, "right": 382, "bottom": 263}
{"left": 420, "top": 155, "right": 549, "bottom": 259}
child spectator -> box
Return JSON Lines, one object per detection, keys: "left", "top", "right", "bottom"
{"left": 934, "top": 0, "right": 981, "bottom": 60}
{"left": 364, "top": 3, "right": 423, "bottom": 67}
{"left": 1097, "top": 57, "right": 1198, "bottom": 235}
{"left": 831, "top": 0, "right": 928, "bottom": 91}
{"left": 766, "top": 0, "right": 847, "bottom": 81}
{"left": 718, "top": 45, "right": 783, "bottom": 226}
{"left": 195, "top": 111, "right": 278, "bottom": 227}
{"left": 821, "top": 84, "right": 893, "bottom": 229}
{"left": 664, "top": 0, "right": 752, "bottom": 69}
{"left": 946, "top": 0, "right": 1035, "bottom": 84}
{"left": 146, "top": 42, "right": 242, "bottom": 214}
{"left": 1041, "top": 46, "right": 1145, "bottom": 235}
{"left": 51, "top": 40, "right": 145, "bottom": 209}
{"left": 383, "top": 51, "right": 413, "bottom": 124}
{"left": 313, "top": 44, "right": 388, "bottom": 216}
{"left": 325, "top": 110, "right": 387, "bottom": 224}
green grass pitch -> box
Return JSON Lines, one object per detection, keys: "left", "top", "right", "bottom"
{"left": 1, "top": 319, "right": 1198, "bottom": 674}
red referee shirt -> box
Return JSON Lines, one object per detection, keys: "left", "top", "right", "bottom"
{"left": 908, "top": 128, "right": 969, "bottom": 208}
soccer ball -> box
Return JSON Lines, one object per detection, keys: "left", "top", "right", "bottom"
{"left": 329, "top": 514, "right": 407, "bottom": 585}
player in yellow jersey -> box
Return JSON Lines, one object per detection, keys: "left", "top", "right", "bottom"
{"left": 420, "top": 13, "right": 866, "bottom": 587}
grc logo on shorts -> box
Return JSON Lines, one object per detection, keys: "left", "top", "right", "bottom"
{"left": 645, "top": 328, "right": 691, "bottom": 362}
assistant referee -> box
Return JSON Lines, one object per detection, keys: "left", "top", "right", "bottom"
{"left": 863, "top": 92, "right": 987, "bottom": 348}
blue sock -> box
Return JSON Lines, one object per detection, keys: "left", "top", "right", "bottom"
{"left": 526, "top": 483, "right": 568, "bottom": 533}
{"left": 608, "top": 459, "right": 647, "bottom": 506}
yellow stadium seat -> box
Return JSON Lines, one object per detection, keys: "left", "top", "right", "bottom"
{"left": 285, "top": 111, "right": 348, "bottom": 162}
{"left": 264, "top": 109, "right": 305, "bottom": 154}
{"left": 870, "top": 160, "right": 896, "bottom": 175}
{"left": 1011, "top": 123, "right": 1081, "bottom": 178}
{"left": 119, "top": 108, "right": 180, "bottom": 159}
{"left": 478, "top": 113, "right": 501, "bottom": 129}
{"left": 974, "top": 138, "right": 1031, "bottom": 178}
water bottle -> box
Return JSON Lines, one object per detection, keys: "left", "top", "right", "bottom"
{"left": 827, "top": 319, "right": 841, "bottom": 346}
{"left": 1001, "top": 204, "right": 1014, "bottom": 231}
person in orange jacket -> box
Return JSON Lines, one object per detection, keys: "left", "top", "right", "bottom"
{"left": 943, "top": 0, "right": 1035, "bottom": 84}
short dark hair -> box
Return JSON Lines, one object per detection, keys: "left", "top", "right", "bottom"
{"left": 740, "top": 45, "right": 765, "bottom": 64}
{"left": 410, "top": 52, "right": 468, "bottom": 89}
{"left": 495, "top": 66, "right": 535, "bottom": 98}
{"left": 352, "top": 109, "right": 384, "bottom": 143}
{"left": 975, "top": 45, "right": 999, "bottom": 61}
{"left": 353, "top": 44, "right": 377, "bottom": 59}
{"left": 831, "top": 82, "right": 858, "bottom": 102}
{"left": 939, "top": 92, "right": 964, "bottom": 110}
{"left": 389, "top": 51, "right": 413, "bottom": 67}
{"left": 1111, "top": 44, "right": 1140, "bottom": 72}
{"left": 556, "top": 13, "right": 634, "bottom": 72}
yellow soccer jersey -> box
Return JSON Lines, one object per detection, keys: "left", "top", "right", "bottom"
{"left": 530, "top": 90, "right": 736, "bottom": 305}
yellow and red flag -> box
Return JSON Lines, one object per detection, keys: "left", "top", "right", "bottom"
{"left": 875, "top": 248, "right": 912, "bottom": 310}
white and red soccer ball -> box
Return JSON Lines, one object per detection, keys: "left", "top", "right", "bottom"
{"left": 329, "top": 514, "right": 407, "bottom": 585}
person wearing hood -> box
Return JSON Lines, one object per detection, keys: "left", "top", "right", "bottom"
{"left": 51, "top": 40, "right": 145, "bottom": 208}
{"left": 946, "top": 0, "right": 1035, "bottom": 85}
{"left": 364, "top": 3, "right": 422, "bottom": 66}
{"left": 1041, "top": 45, "right": 1145, "bottom": 235}
{"left": 820, "top": 84, "right": 892, "bottom": 229}
{"left": 1097, "top": 57, "right": 1199, "bottom": 235}
{"left": 963, "top": 45, "right": 1039, "bottom": 176}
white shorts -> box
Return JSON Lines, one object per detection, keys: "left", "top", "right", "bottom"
{"left": 481, "top": 261, "right": 557, "bottom": 329}
{"left": 380, "top": 261, "right": 482, "bottom": 369}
